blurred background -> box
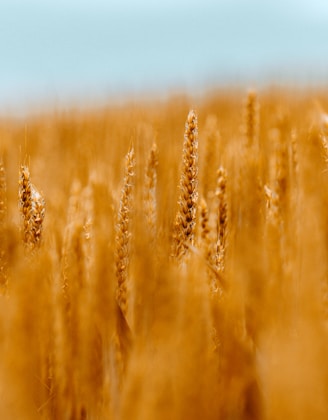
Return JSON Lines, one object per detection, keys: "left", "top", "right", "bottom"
{"left": 1, "top": 0, "right": 328, "bottom": 113}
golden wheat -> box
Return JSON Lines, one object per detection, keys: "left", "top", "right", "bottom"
{"left": 172, "top": 109, "right": 199, "bottom": 261}
{"left": 18, "top": 165, "right": 46, "bottom": 250}
{"left": 115, "top": 145, "right": 135, "bottom": 320}
{"left": 0, "top": 89, "right": 328, "bottom": 419}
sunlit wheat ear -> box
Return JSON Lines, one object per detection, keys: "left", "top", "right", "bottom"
{"left": 215, "top": 166, "right": 228, "bottom": 273}
{"left": 18, "top": 165, "right": 45, "bottom": 250}
{"left": 0, "top": 157, "right": 8, "bottom": 288}
{"left": 115, "top": 145, "right": 135, "bottom": 319}
{"left": 144, "top": 143, "right": 158, "bottom": 240}
{"left": 172, "top": 110, "right": 199, "bottom": 261}
{"left": 19, "top": 165, "right": 32, "bottom": 244}
{"left": 242, "top": 89, "right": 259, "bottom": 148}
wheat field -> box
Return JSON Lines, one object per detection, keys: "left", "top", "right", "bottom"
{"left": 0, "top": 88, "right": 328, "bottom": 419}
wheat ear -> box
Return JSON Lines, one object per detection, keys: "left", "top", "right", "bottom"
{"left": 19, "top": 165, "right": 45, "bottom": 250}
{"left": 215, "top": 166, "right": 228, "bottom": 272}
{"left": 199, "top": 197, "right": 210, "bottom": 245}
{"left": 115, "top": 145, "right": 135, "bottom": 318}
{"left": 172, "top": 110, "right": 199, "bottom": 260}
{"left": 243, "top": 89, "right": 259, "bottom": 148}
{"left": 144, "top": 143, "right": 158, "bottom": 240}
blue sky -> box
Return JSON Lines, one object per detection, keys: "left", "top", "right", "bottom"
{"left": 1, "top": 0, "right": 328, "bottom": 110}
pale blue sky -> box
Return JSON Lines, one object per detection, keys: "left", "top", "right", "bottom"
{"left": 1, "top": 0, "right": 328, "bottom": 110}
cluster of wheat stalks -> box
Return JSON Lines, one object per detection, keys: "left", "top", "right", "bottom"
{"left": 0, "top": 89, "right": 328, "bottom": 419}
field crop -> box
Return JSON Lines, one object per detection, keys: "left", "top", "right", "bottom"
{"left": 0, "top": 88, "right": 328, "bottom": 419}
